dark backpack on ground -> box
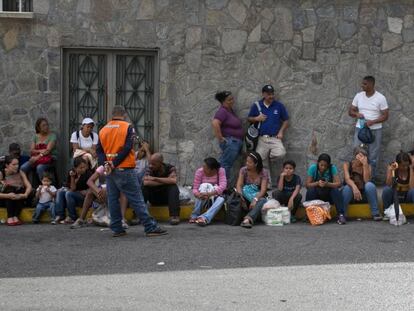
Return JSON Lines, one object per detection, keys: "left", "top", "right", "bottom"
{"left": 224, "top": 191, "right": 246, "bottom": 226}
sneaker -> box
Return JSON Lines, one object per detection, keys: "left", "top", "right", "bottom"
{"left": 70, "top": 219, "right": 85, "bottom": 229}
{"left": 337, "top": 214, "right": 346, "bottom": 225}
{"left": 382, "top": 215, "right": 390, "bottom": 221}
{"left": 51, "top": 216, "right": 62, "bottom": 225}
{"left": 146, "top": 227, "right": 168, "bottom": 237}
{"left": 112, "top": 231, "right": 127, "bottom": 237}
{"left": 373, "top": 215, "right": 383, "bottom": 221}
{"left": 60, "top": 217, "right": 74, "bottom": 225}
{"left": 169, "top": 216, "right": 180, "bottom": 225}
{"left": 122, "top": 219, "right": 129, "bottom": 230}
{"left": 32, "top": 219, "right": 40, "bottom": 224}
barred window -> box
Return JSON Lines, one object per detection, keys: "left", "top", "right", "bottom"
{"left": 0, "top": 0, "right": 32, "bottom": 12}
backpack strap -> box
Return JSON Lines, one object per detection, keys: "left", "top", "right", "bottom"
{"left": 254, "top": 101, "right": 262, "bottom": 130}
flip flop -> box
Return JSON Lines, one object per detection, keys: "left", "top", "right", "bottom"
{"left": 196, "top": 217, "right": 207, "bottom": 227}
{"left": 188, "top": 218, "right": 197, "bottom": 224}
{"left": 240, "top": 220, "right": 252, "bottom": 229}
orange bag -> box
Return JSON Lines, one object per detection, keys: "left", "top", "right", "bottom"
{"left": 306, "top": 205, "right": 331, "bottom": 226}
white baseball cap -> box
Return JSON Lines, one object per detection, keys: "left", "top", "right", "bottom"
{"left": 82, "top": 117, "right": 95, "bottom": 125}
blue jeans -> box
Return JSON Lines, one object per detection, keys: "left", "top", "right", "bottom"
{"left": 245, "top": 198, "right": 267, "bottom": 224}
{"left": 106, "top": 168, "right": 158, "bottom": 234}
{"left": 219, "top": 137, "right": 242, "bottom": 183}
{"left": 353, "top": 127, "right": 382, "bottom": 179}
{"left": 55, "top": 189, "right": 84, "bottom": 220}
{"left": 33, "top": 201, "right": 55, "bottom": 221}
{"left": 342, "top": 182, "right": 379, "bottom": 216}
{"left": 20, "top": 161, "right": 51, "bottom": 181}
{"left": 305, "top": 187, "right": 344, "bottom": 215}
{"left": 191, "top": 196, "right": 225, "bottom": 224}
{"left": 382, "top": 186, "right": 414, "bottom": 210}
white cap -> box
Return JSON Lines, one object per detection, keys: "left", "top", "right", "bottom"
{"left": 82, "top": 117, "right": 95, "bottom": 125}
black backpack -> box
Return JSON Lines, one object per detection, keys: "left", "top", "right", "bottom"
{"left": 224, "top": 191, "right": 247, "bottom": 226}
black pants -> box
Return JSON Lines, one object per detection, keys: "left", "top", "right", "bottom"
{"left": 271, "top": 189, "right": 302, "bottom": 215}
{"left": 0, "top": 198, "right": 24, "bottom": 218}
{"left": 142, "top": 184, "right": 180, "bottom": 217}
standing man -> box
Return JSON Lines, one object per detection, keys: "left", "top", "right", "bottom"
{"left": 142, "top": 153, "right": 181, "bottom": 225}
{"left": 247, "top": 84, "right": 289, "bottom": 183}
{"left": 349, "top": 76, "right": 389, "bottom": 179}
{"left": 97, "top": 105, "right": 167, "bottom": 237}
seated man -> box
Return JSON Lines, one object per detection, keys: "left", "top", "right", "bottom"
{"left": 142, "top": 153, "right": 180, "bottom": 225}
{"left": 0, "top": 143, "right": 30, "bottom": 169}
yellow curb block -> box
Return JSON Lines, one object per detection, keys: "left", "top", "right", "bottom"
{"left": 1, "top": 203, "right": 414, "bottom": 223}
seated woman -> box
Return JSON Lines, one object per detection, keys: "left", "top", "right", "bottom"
{"left": 189, "top": 157, "right": 227, "bottom": 226}
{"left": 53, "top": 157, "right": 93, "bottom": 224}
{"left": 237, "top": 151, "right": 269, "bottom": 228}
{"left": 70, "top": 118, "right": 98, "bottom": 169}
{"left": 135, "top": 139, "right": 152, "bottom": 184}
{"left": 382, "top": 151, "right": 414, "bottom": 220}
{"left": 20, "top": 117, "right": 57, "bottom": 182}
{"left": 70, "top": 164, "right": 128, "bottom": 229}
{"left": 305, "top": 153, "right": 345, "bottom": 224}
{"left": 342, "top": 147, "right": 382, "bottom": 221}
{"left": 0, "top": 156, "right": 32, "bottom": 226}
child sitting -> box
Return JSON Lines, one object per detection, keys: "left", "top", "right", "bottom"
{"left": 32, "top": 173, "right": 57, "bottom": 223}
{"left": 271, "top": 160, "right": 302, "bottom": 223}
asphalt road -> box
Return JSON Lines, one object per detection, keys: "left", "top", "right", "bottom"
{"left": 1, "top": 221, "right": 414, "bottom": 310}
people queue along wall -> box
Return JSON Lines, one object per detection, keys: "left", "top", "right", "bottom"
{"left": 0, "top": 76, "right": 413, "bottom": 230}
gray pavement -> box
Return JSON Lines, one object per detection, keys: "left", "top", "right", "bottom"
{"left": 1, "top": 221, "right": 414, "bottom": 310}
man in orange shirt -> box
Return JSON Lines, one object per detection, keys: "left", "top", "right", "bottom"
{"left": 96, "top": 105, "right": 167, "bottom": 237}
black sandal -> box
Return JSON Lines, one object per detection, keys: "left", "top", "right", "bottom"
{"left": 240, "top": 219, "right": 252, "bottom": 229}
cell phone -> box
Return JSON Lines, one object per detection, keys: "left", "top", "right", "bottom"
{"left": 320, "top": 177, "right": 326, "bottom": 182}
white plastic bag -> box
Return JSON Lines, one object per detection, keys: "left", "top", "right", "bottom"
{"left": 92, "top": 202, "right": 111, "bottom": 227}
{"left": 179, "top": 186, "right": 194, "bottom": 204}
{"left": 262, "top": 199, "right": 281, "bottom": 213}
{"left": 384, "top": 204, "right": 407, "bottom": 226}
{"left": 303, "top": 199, "right": 331, "bottom": 212}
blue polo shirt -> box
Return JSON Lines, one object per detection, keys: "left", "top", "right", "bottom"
{"left": 248, "top": 100, "right": 289, "bottom": 136}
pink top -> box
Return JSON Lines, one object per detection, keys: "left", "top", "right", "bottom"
{"left": 192, "top": 167, "right": 227, "bottom": 196}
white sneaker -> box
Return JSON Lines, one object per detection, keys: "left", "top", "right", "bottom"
{"left": 122, "top": 219, "right": 129, "bottom": 229}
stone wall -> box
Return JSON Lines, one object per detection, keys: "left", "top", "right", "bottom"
{"left": 1, "top": 0, "right": 414, "bottom": 184}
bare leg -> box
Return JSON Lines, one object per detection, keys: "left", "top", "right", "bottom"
{"left": 79, "top": 190, "right": 96, "bottom": 220}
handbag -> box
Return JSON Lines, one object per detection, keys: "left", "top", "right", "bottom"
{"left": 358, "top": 125, "right": 375, "bottom": 144}
{"left": 32, "top": 143, "right": 53, "bottom": 167}
{"left": 224, "top": 191, "right": 246, "bottom": 226}
{"left": 245, "top": 101, "right": 262, "bottom": 151}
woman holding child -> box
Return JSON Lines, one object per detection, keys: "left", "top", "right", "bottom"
{"left": 237, "top": 151, "right": 269, "bottom": 228}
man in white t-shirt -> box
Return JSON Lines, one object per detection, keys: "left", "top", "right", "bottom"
{"left": 70, "top": 117, "right": 99, "bottom": 167}
{"left": 348, "top": 76, "right": 389, "bottom": 179}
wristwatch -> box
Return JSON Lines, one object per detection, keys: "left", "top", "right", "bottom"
{"left": 253, "top": 197, "right": 258, "bottom": 202}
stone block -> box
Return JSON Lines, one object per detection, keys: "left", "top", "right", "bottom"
{"left": 343, "top": 6, "right": 358, "bottom": 22}
{"left": 185, "top": 26, "right": 202, "bottom": 49}
{"left": 315, "top": 21, "right": 337, "bottom": 48}
{"left": 248, "top": 23, "right": 261, "bottom": 43}
{"left": 292, "top": 8, "right": 306, "bottom": 30}
{"left": 137, "top": 0, "right": 155, "bottom": 20}
{"left": 205, "top": 0, "right": 228, "bottom": 10}
{"left": 404, "top": 15, "right": 414, "bottom": 29}
{"left": 222, "top": 30, "right": 247, "bottom": 54}
{"left": 359, "top": 7, "right": 376, "bottom": 26}
{"left": 338, "top": 21, "right": 357, "bottom": 40}
{"left": 3, "top": 28, "right": 18, "bottom": 51}
{"left": 228, "top": 0, "right": 247, "bottom": 25}
{"left": 382, "top": 32, "right": 403, "bottom": 52}
{"left": 388, "top": 17, "right": 403, "bottom": 34}
{"left": 268, "top": 8, "right": 293, "bottom": 41}
{"left": 316, "top": 5, "right": 335, "bottom": 18}
{"left": 305, "top": 9, "right": 317, "bottom": 26}
{"left": 386, "top": 3, "right": 407, "bottom": 18}
{"left": 302, "top": 42, "right": 315, "bottom": 60}
{"left": 402, "top": 28, "right": 414, "bottom": 43}
{"left": 302, "top": 26, "right": 315, "bottom": 42}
